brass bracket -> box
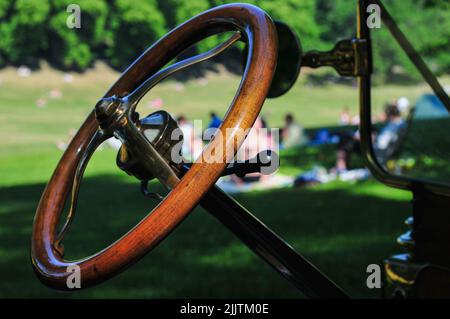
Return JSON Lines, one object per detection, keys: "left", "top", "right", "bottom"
{"left": 302, "top": 39, "right": 371, "bottom": 77}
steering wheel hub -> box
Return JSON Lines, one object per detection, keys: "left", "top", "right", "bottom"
{"left": 117, "top": 110, "right": 182, "bottom": 181}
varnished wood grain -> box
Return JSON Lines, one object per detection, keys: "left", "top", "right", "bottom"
{"left": 31, "top": 4, "right": 277, "bottom": 290}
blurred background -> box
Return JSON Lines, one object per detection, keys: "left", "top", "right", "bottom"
{"left": 0, "top": 0, "right": 449, "bottom": 298}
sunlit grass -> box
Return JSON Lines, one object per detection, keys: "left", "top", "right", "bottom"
{"left": 0, "top": 64, "right": 425, "bottom": 298}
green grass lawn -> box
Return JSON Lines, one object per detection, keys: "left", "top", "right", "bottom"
{"left": 0, "top": 63, "right": 435, "bottom": 298}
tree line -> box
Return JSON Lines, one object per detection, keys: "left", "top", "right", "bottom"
{"left": 0, "top": 0, "right": 448, "bottom": 81}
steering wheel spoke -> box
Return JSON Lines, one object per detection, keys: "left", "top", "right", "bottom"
{"left": 54, "top": 130, "right": 111, "bottom": 256}
{"left": 125, "top": 31, "right": 242, "bottom": 109}
{"left": 95, "top": 32, "right": 243, "bottom": 190}
{"left": 117, "top": 118, "right": 181, "bottom": 189}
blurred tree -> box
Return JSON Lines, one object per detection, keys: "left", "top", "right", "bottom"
{"left": 107, "top": 0, "right": 167, "bottom": 70}
{"left": 258, "top": 0, "right": 322, "bottom": 51}
{"left": 371, "top": 0, "right": 450, "bottom": 81}
{"left": 159, "top": 0, "right": 224, "bottom": 55}
{"left": 0, "top": 0, "right": 447, "bottom": 79}
{"left": 404, "top": 0, "right": 450, "bottom": 75}
{"left": 316, "top": 0, "right": 356, "bottom": 47}
{"left": 212, "top": 0, "right": 322, "bottom": 50}
{"left": 0, "top": 0, "right": 50, "bottom": 66}
{"left": 49, "top": 0, "right": 108, "bottom": 70}
{"left": 172, "top": 0, "right": 210, "bottom": 23}
{"left": 0, "top": 0, "right": 13, "bottom": 66}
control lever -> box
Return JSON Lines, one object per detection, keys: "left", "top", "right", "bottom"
{"left": 141, "top": 150, "right": 279, "bottom": 200}
{"left": 183, "top": 150, "right": 279, "bottom": 177}
{"left": 222, "top": 150, "right": 279, "bottom": 177}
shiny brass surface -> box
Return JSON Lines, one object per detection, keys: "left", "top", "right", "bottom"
{"left": 302, "top": 38, "right": 370, "bottom": 77}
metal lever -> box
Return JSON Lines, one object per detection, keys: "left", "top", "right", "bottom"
{"left": 223, "top": 150, "right": 279, "bottom": 177}
{"left": 182, "top": 150, "right": 279, "bottom": 178}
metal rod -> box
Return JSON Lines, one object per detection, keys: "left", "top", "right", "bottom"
{"left": 110, "top": 28, "right": 347, "bottom": 298}
{"left": 55, "top": 130, "right": 108, "bottom": 253}
{"left": 119, "top": 119, "right": 181, "bottom": 189}
{"left": 126, "top": 32, "right": 242, "bottom": 109}
{"left": 358, "top": 0, "right": 450, "bottom": 196}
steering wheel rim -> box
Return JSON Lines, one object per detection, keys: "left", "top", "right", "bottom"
{"left": 31, "top": 3, "right": 277, "bottom": 290}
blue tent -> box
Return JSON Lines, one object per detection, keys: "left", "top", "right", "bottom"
{"left": 413, "top": 94, "right": 449, "bottom": 119}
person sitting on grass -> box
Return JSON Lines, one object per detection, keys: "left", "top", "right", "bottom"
{"left": 334, "top": 103, "right": 406, "bottom": 172}
{"left": 208, "top": 112, "right": 222, "bottom": 129}
{"left": 374, "top": 103, "right": 406, "bottom": 164}
{"left": 177, "top": 115, "right": 203, "bottom": 162}
{"left": 281, "top": 113, "right": 308, "bottom": 149}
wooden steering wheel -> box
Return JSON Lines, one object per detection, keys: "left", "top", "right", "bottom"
{"left": 31, "top": 4, "right": 277, "bottom": 290}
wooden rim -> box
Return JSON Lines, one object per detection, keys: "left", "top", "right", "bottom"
{"left": 31, "top": 4, "right": 277, "bottom": 290}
